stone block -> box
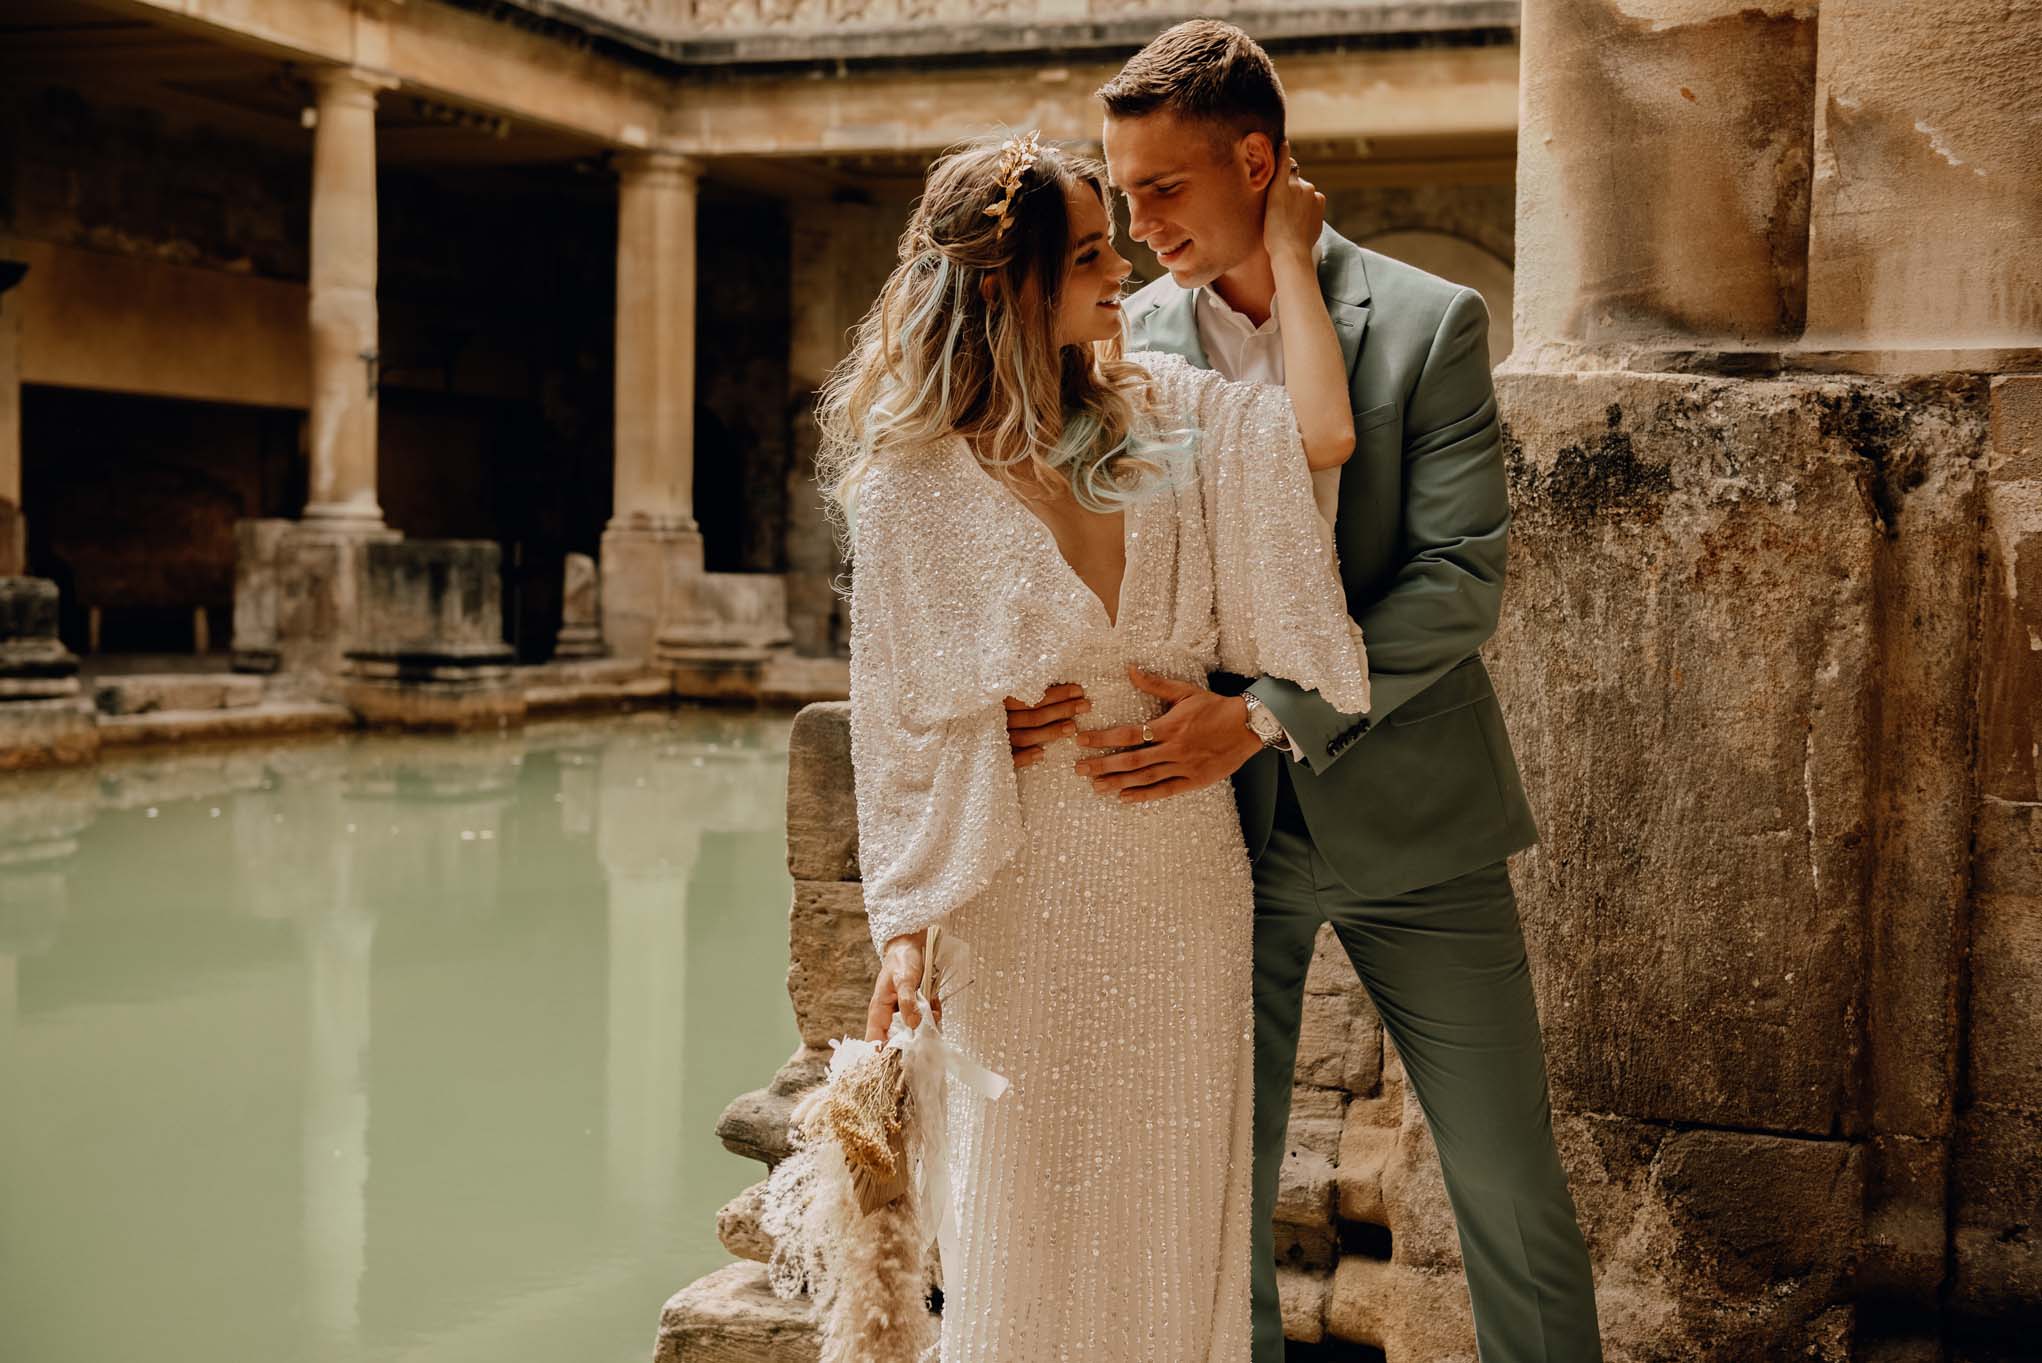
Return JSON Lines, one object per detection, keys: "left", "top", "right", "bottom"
{"left": 269, "top": 524, "right": 401, "bottom": 676}
{"left": 1276, "top": 1266, "right": 1330, "bottom": 1344}
{"left": 1953, "top": 1103, "right": 2042, "bottom": 1318}
{"left": 0, "top": 696, "right": 97, "bottom": 771}
{"left": 1336, "top": 1116, "right": 1396, "bottom": 1227}
{"left": 230, "top": 518, "right": 291, "bottom": 672}
{"left": 786, "top": 703, "right": 857, "bottom": 882}
{"left": 552, "top": 551, "right": 606, "bottom": 659}
{"left": 1293, "top": 964, "right": 1384, "bottom": 1097}
{"left": 659, "top": 570, "right": 794, "bottom": 665}
{"left": 0, "top": 576, "right": 79, "bottom": 701}
{"left": 1990, "top": 376, "right": 2042, "bottom": 483}
{"left": 1326, "top": 1255, "right": 1475, "bottom": 1362}
{"left": 1953, "top": 1222, "right": 2042, "bottom": 1324}
{"left": 1650, "top": 1129, "right": 1865, "bottom": 1302}
{"left": 1489, "top": 370, "right": 1997, "bottom": 1135}
{"left": 1275, "top": 1148, "right": 1335, "bottom": 1232}
{"left": 1286, "top": 1083, "right": 1346, "bottom": 1162}
{"left": 716, "top": 1182, "right": 773, "bottom": 1265}
{"left": 1967, "top": 883, "right": 2042, "bottom": 1109}
{"left": 655, "top": 1261, "right": 818, "bottom": 1363}
{"left": 716, "top": 1048, "right": 829, "bottom": 1167}
{"left": 91, "top": 673, "right": 265, "bottom": 715}
{"left": 786, "top": 880, "right": 875, "bottom": 1048}
{"left": 343, "top": 540, "right": 522, "bottom": 730}
{"left": 1862, "top": 1134, "right": 1951, "bottom": 1303}
{"left": 601, "top": 523, "right": 703, "bottom": 664}
{"left": 1274, "top": 1220, "right": 1337, "bottom": 1274}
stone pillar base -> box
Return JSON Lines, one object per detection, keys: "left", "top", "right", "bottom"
{"left": 656, "top": 571, "right": 794, "bottom": 699}
{"left": 553, "top": 551, "right": 607, "bottom": 660}
{"left": 231, "top": 517, "right": 404, "bottom": 678}
{"left": 340, "top": 660, "right": 523, "bottom": 730}
{"left": 600, "top": 523, "right": 703, "bottom": 663}
{"left": 0, "top": 577, "right": 95, "bottom": 770}
{"left": 341, "top": 540, "right": 523, "bottom": 731}
{"left": 552, "top": 625, "right": 606, "bottom": 661}
{"left": 0, "top": 696, "right": 98, "bottom": 771}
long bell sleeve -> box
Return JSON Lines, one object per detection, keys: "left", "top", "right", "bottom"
{"left": 1138, "top": 350, "right": 1371, "bottom": 716}
{"left": 844, "top": 462, "right": 1044, "bottom": 956}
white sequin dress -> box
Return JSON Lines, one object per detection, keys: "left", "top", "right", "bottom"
{"left": 846, "top": 352, "right": 1371, "bottom": 1363}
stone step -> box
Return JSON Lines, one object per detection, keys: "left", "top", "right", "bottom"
{"left": 656, "top": 1261, "right": 818, "bottom": 1363}
{"left": 1277, "top": 1266, "right": 1333, "bottom": 1345}
{"left": 716, "top": 1048, "right": 828, "bottom": 1167}
{"left": 90, "top": 672, "right": 265, "bottom": 716}
{"left": 96, "top": 700, "right": 355, "bottom": 750}
{"left": 716, "top": 1181, "right": 773, "bottom": 1265}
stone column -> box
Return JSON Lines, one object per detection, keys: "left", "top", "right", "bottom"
{"left": 1803, "top": 0, "right": 2042, "bottom": 365}
{"left": 1513, "top": 0, "right": 1818, "bottom": 365}
{"left": 0, "top": 259, "right": 25, "bottom": 576}
{"left": 1485, "top": 4, "right": 2037, "bottom": 1359}
{"left": 601, "top": 152, "right": 706, "bottom": 662}
{"left": 303, "top": 68, "right": 387, "bottom": 532}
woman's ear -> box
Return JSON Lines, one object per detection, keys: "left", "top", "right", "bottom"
{"left": 978, "top": 271, "right": 998, "bottom": 306}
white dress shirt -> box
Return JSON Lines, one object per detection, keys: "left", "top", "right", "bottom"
{"left": 1193, "top": 256, "right": 1343, "bottom": 531}
{"left": 1191, "top": 256, "right": 1342, "bottom": 761}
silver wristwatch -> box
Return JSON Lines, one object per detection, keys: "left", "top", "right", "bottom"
{"left": 1241, "top": 693, "right": 1288, "bottom": 749}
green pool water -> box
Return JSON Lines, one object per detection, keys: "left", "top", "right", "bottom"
{"left": 0, "top": 709, "right": 802, "bottom": 1363}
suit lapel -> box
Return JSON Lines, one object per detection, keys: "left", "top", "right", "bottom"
{"left": 1133, "top": 283, "right": 1209, "bottom": 370}
{"left": 1317, "top": 228, "right": 1373, "bottom": 385}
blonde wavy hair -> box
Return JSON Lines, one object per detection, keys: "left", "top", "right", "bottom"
{"left": 816, "top": 133, "right": 1185, "bottom": 532}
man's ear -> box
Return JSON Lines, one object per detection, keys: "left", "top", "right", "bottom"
{"left": 1238, "top": 131, "right": 1278, "bottom": 192}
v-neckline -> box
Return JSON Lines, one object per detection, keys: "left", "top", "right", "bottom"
{"left": 961, "top": 441, "right": 1134, "bottom": 631}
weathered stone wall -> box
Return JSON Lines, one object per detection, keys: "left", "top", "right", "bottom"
{"left": 1490, "top": 369, "right": 1991, "bottom": 1360}
{"left": 1959, "top": 376, "right": 2042, "bottom": 1353}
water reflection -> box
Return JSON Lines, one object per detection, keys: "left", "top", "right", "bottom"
{"left": 0, "top": 711, "right": 799, "bottom": 1363}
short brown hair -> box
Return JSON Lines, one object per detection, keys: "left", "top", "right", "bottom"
{"left": 1097, "top": 20, "right": 1286, "bottom": 154}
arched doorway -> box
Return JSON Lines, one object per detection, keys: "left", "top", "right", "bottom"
{"left": 1357, "top": 230, "right": 1516, "bottom": 367}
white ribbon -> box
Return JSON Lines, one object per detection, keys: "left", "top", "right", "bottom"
{"left": 885, "top": 983, "right": 1007, "bottom": 1273}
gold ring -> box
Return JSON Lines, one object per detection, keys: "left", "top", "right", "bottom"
{"left": 1140, "top": 721, "right": 1156, "bottom": 745}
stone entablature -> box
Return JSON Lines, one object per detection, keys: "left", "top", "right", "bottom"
{"left": 496, "top": 0, "right": 1518, "bottom": 61}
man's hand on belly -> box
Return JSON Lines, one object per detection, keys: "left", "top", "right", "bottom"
{"left": 1072, "top": 665, "right": 1263, "bottom": 803}
{"left": 1002, "top": 683, "right": 1090, "bottom": 769}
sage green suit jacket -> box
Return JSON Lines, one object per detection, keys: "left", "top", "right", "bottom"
{"left": 1126, "top": 228, "right": 1538, "bottom": 898}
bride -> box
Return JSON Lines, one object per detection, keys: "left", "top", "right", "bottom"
{"left": 831, "top": 130, "right": 1368, "bottom": 1360}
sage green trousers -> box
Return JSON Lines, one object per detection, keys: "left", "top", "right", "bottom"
{"left": 1250, "top": 769, "right": 1602, "bottom": 1363}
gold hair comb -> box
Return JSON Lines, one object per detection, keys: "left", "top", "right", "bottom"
{"left": 985, "top": 131, "right": 1045, "bottom": 236}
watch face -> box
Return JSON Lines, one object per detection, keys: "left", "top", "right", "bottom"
{"left": 1246, "top": 704, "right": 1285, "bottom": 745}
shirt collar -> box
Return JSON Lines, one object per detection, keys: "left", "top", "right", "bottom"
{"left": 1196, "top": 238, "right": 1330, "bottom": 335}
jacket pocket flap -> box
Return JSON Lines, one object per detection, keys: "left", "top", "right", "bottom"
{"left": 1391, "top": 658, "right": 1495, "bottom": 725}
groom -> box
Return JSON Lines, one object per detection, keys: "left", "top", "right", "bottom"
{"left": 1003, "top": 21, "right": 1603, "bottom": 1363}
